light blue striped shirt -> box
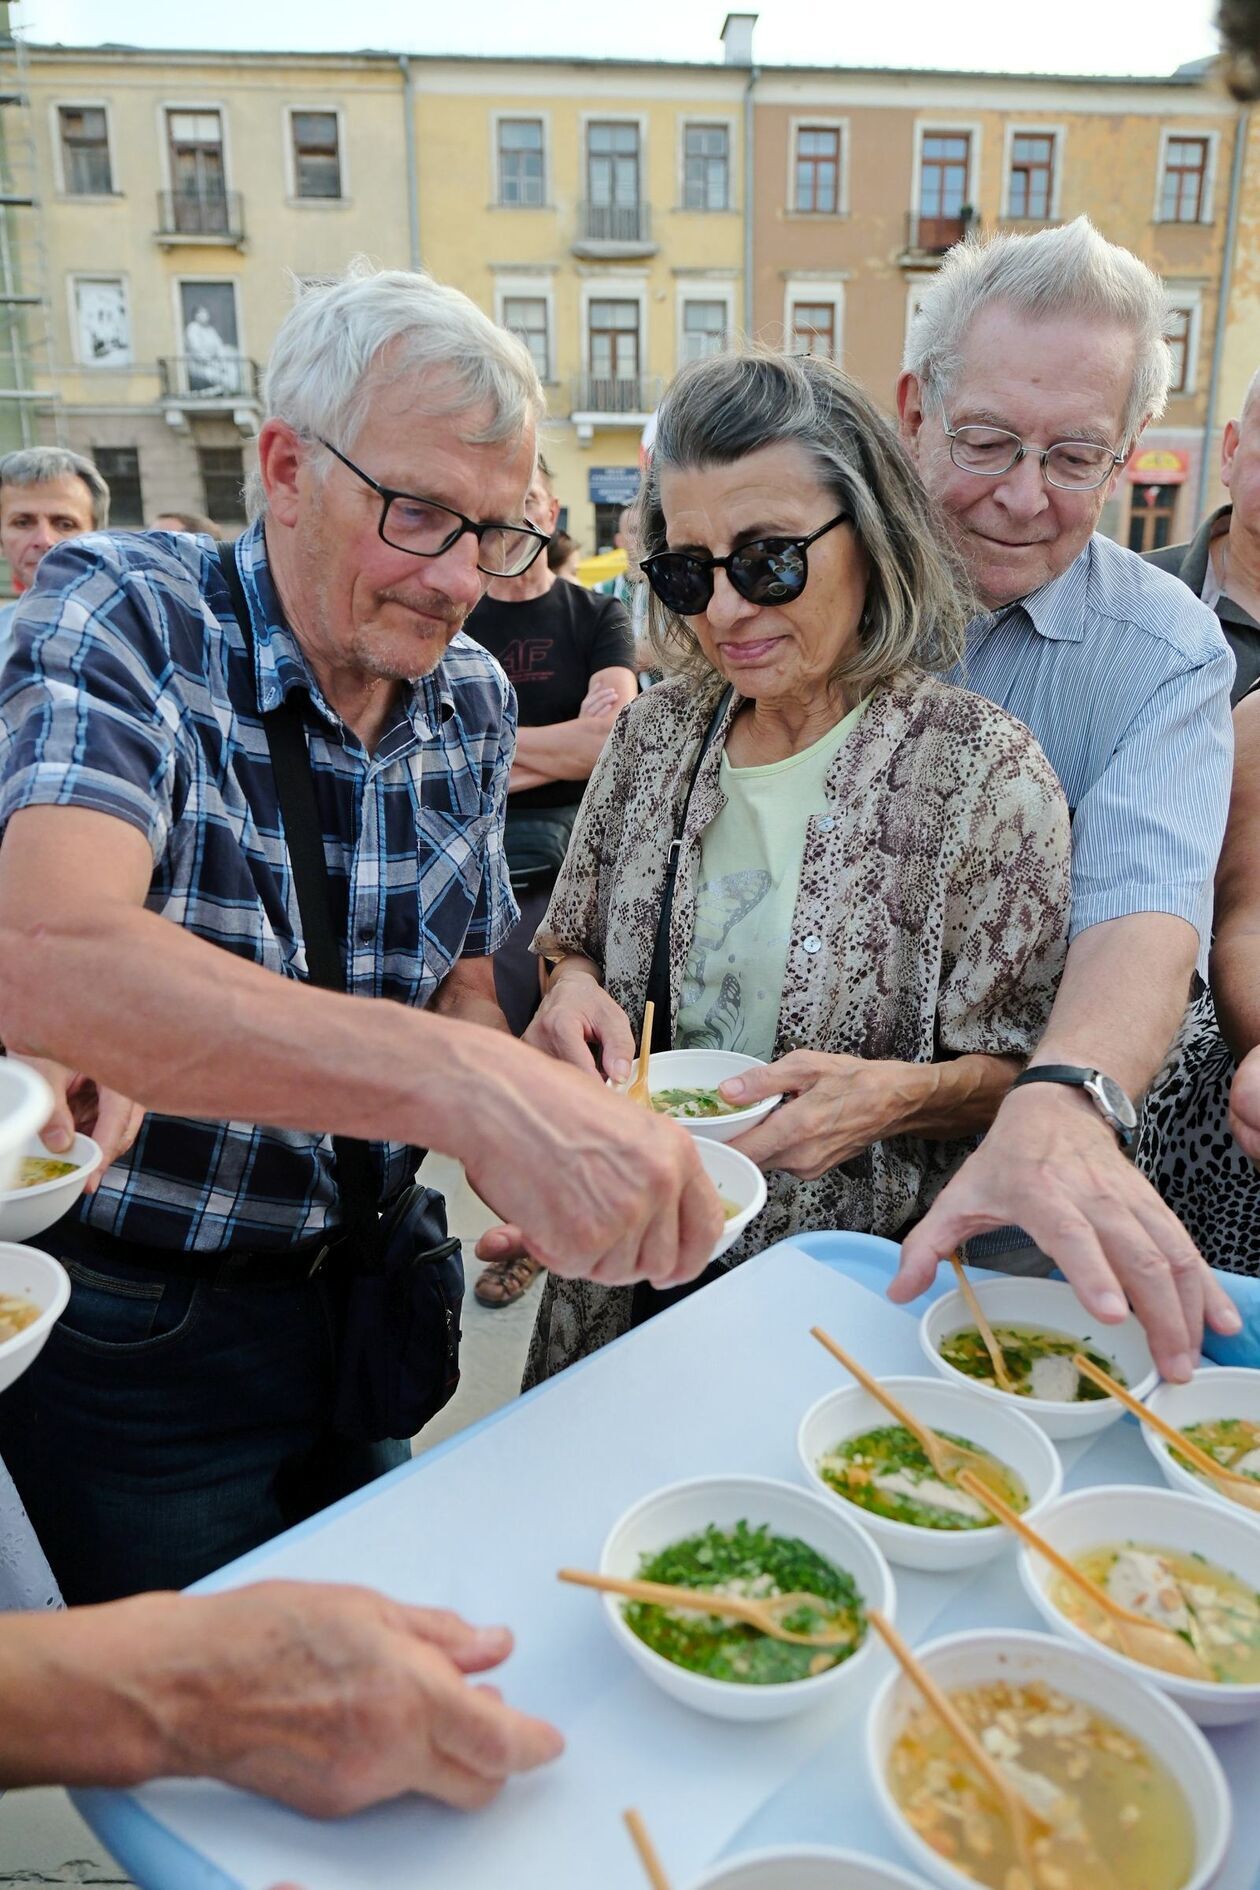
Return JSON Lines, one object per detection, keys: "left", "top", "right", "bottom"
{"left": 949, "top": 533, "right": 1234, "bottom": 966}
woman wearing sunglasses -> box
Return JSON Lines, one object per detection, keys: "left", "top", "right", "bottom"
{"left": 483, "top": 348, "right": 1071, "bottom": 1385}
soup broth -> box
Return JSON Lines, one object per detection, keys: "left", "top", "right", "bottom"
{"left": 0, "top": 1292, "right": 40, "bottom": 1344}
{"left": 1051, "top": 1539, "right": 1260, "bottom": 1684}
{"left": 888, "top": 1678, "right": 1196, "bottom": 1890}
{"left": 1175, "top": 1416, "right": 1260, "bottom": 1486}
{"left": 17, "top": 1157, "right": 76, "bottom": 1190}
{"left": 818, "top": 1425, "right": 1028, "bottom": 1531}
{"left": 651, "top": 1086, "right": 739, "bottom": 1120}
{"left": 939, "top": 1323, "right": 1121, "bottom": 1403}
{"left": 623, "top": 1520, "right": 865, "bottom": 1685}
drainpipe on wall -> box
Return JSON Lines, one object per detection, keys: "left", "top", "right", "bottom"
{"left": 399, "top": 54, "right": 421, "bottom": 271}
{"left": 1195, "top": 102, "right": 1250, "bottom": 525}
{"left": 743, "top": 61, "right": 758, "bottom": 337}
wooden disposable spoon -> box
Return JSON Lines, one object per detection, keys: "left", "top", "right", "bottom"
{"left": 626, "top": 1000, "right": 655, "bottom": 1108}
{"left": 1071, "top": 1353, "right": 1260, "bottom": 1516}
{"left": 811, "top": 1326, "right": 997, "bottom": 1485}
{"left": 950, "top": 1253, "right": 1018, "bottom": 1394}
{"left": 623, "top": 1809, "right": 673, "bottom": 1890}
{"left": 557, "top": 1566, "right": 857, "bottom": 1649}
{"left": 955, "top": 1470, "right": 1213, "bottom": 1682}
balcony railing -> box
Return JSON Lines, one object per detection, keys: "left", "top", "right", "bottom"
{"left": 159, "top": 354, "right": 261, "bottom": 403}
{"left": 156, "top": 188, "right": 245, "bottom": 243}
{"left": 571, "top": 373, "right": 663, "bottom": 417}
{"left": 903, "top": 208, "right": 976, "bottom": 256}
{"left": 574, "top": 200, "right": 653, "bottom": 247}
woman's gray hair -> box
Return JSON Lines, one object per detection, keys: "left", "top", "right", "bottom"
{"left": 903, "top": 215, "right": 1172, "bottom": 449}
{"left": 0, "top": 446, "right": 110, "bottom": 528}
{"left": 248, "top": 259, "right": 544, "bottom": 519}
{"left": 637, "top": 347, "right": 972, "bottom": 692}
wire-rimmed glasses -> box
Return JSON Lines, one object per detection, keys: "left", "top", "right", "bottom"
{"left": 941, "top": 414, "right": 1125, "bottom": 492}
{"left": 319, "top": 438, "right": 551, "bottom": 578}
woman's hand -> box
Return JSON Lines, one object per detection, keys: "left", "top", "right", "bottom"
{"left": 724, "top": 1051, "right": 937, "bottom": 1180}
{"left": 524, "top": 964, "right": 637, "bottom": 1083}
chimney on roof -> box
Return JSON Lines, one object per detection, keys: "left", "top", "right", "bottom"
{"left": 721, "top": 12, "right": 757, "bottom": 65}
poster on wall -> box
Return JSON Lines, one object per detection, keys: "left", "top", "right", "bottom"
{"left": 74, "top": 277, "right": 131, "bottom": 368}
{"left": 178, "top": 281, "right": 242, "bottom": 395}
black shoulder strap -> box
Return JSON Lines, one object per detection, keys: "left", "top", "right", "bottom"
{"left": 643, "top": 683, "right": 734, "bottom": 1053}
{"left": 217, "top": 540, "right": 381, "bottom": 1256}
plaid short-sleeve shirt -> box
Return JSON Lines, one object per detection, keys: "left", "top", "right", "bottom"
{"left": 0, "top": 521, "right": 518, "bottom": 1252}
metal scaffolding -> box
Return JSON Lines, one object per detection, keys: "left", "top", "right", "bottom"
{"left": 0, "top": 4, "right": 64, "bottom": 449}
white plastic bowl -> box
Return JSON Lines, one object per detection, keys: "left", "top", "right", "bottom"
{"left": 1018, "top": 1482, "right": 1260, "bottom": 1727}
{"left": 697, "top": 1138, "right": 768, "bottom": 1261}
{"left": 0, "top": 1131, "right": 101, "bottom": 1243}
{"left": 1143, "top": 1367, "right": 1260, "bottom": 1515}
{"left": 686, "top": 1848, "right": 931, "bottom": 1890}
{"left": 867, "top": 1627, "right": 1231, "bottom": 1890}
{"left": 920, "top": 1275, "right": 1157, "bottom": 1439}
{"left": 0, "top": 1060, "right": 54, "bottom": 1192}
{"left": 0, "top": 1243, "right": 70, "bottom": 1398}
{"left": 797, "top": 1375, "right": 1062, "bottom": 1571}
{"left": 626, "top": 1049, "right": 783, "bottom": 1143}
{"left": 598, "top": 1472, "right": 895, "bottom": 1722}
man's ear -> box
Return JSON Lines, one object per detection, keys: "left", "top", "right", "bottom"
{"left": 1221, "top": 419, "right": 1242, "bottom": 490}
{"left": 255, "top": 420, "right": 306, "bottom": 529}
{"left": 896, "top": 371, "right": 925, "bottom": 454}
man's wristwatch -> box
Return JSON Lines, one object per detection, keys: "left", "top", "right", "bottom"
{"left": 1009, "top": 1065, "right": 1139, "bottom": 1149}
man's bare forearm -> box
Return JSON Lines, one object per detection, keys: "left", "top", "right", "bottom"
{"left": 894, "top": 1053, "right": 1021, "bottom": 1139}
{"left": 1025, "top": 912, "right": 1198, "bottom": 1096}
{"left": 1210, "top": 928, "right": 1260, "bottom": 1063}
{"left": 0, "top": 1601, "right": 172, "bottom": 1788}
{"left": 512, "top": 715, "right": 615, "bottom": 784}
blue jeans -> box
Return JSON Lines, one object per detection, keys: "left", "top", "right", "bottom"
{"left": 0, "top": 1226, "right": 409, "bottom": 1605}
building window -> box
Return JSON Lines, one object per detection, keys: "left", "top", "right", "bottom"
{"left": 791, "top": 300, "right": 836, "bottom": 360}
{"left": 198, "top": 445, "right": 246, "bottom": 523}
{"left": 681, "top": 300, "right": 727, "bottom": 362}
{"left": 587, "top": 122, "right": 641, "bottom": 239}
{"left": 73, "top": 277, "right": 131, "bottom": 368}
{"left": 291, "top": 111, "right": 342, "bottom": 199}
{"left": 917, "top": 131, "right": 972, "bottom": 250}
{"left": 497, "top": 118, "right": 545, "bottom": 207}
{"left": 503, "top": 296, "right": 549, "bottom": 381}
{"left": 58, "top": 106, "right": 112, "bottom": 195}
{"left": 793, "top": 126, "right": 841, "bottom": 213}
{"left": 1008, "top": 132, "right": 1055, "bottom": 219}
{"left": 1166, "top": 306, "right": 1194, "bottom": 394}
{"left": 683, "top": 124, "right": 729, "bottom": 210}
{"left": 1160, "top": 136, "right": 1210, "bottom": 222}
{"left": 1128, "top": 485, "right": 1178, "bottom": 553}
{"left": 587, "top": 299, "right": 641, "bottom": 408}
{"left": 91, "top": 446, "right": 143, "bottom": 526}
{"left": 167, "top": 109, "right": 228, "bottom": 232}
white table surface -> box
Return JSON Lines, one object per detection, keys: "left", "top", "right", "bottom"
{"left": 76, "top": 1244, "right": 1257, "bottom": 1890}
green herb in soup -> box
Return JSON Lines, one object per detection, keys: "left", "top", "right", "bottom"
{"left": 817, "top": 1424, "right": 1029, "bottom": 1530}
{"left": 17, "top": 1157, "right": 76, "bottom": 1190}
{"left": 939, "top": 1322, "right": 1122, "bottom": 1402}
{"left": 1051, "top": 1540, "right": 1260, "bottom": 1685}
{"left": 623, "top": 1520, "right": 865, "bottom": 1685}
{"left": 1174, "top": 1416, "right": 1260, "bottom": 1485}
{"left": 651, "top": 1086, "right": 739, "bottom": 1120}
{"left": 889, "top": 1678, "right": 1195, "bottom": 1890}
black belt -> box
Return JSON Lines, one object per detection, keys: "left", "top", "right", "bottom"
{"left": 45, "top": 1218, "right": 349, "bottom": 1290}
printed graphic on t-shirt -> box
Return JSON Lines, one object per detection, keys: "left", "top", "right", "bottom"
{"left": 679, "top": 867, "right": 784, "bottom": 1052}
{"left": 495, "top": 638, "right": 556, "bottom": 687}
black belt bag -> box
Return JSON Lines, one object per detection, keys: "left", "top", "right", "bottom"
{"left": 217, "top": 543, "right": 462, "bottom": 1443}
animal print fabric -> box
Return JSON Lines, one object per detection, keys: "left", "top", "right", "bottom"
{"left": 524, "top": 670, "right": 1070, "bottom": 1386}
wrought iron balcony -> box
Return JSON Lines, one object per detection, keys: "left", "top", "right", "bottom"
{"left": 156, "top": 188, "right": 245, "bottom": 244}
{"left": 159, "top": 354, "right": 261, "bottom": 403}
{"left": 571, "top": 373, "right": 663, "bottom": 420}
{"left": 572, "top": 200, "right": 656, "bottom": 256}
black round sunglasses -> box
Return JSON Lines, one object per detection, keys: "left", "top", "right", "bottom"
{"left": 640, "top": 510, "right": 851, "bottom": 616}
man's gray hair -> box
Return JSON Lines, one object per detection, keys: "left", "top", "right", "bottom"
{"left": 636, "top": 347, "right": 972, "bottom": 692}
{"left": 0, "top": 446, "right": 110, "bottom": 528}
{"left": 248, "top": 259, "right": 544, "bottom": 519}
{"left": 903, "top": 215, "right": 1172, "bottom": 449}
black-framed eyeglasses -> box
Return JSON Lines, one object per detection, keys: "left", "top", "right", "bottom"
{"left": 640, "top": 511, "right": 852, "bottom": 617}
{"left": 318, "top": 438, "right": 551, "bottom": 578}
{"left": 941, "top": 411, "right": 1124, "bottom": 492}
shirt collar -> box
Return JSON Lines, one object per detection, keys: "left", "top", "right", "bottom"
{"left": 230, "top": 519, "right": 456, "bottom": 737}
{"left": 974, "top": 539, "right": 1093, "bottom": 645}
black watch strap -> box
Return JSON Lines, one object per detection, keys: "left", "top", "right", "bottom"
{"left": 1010, "top": 1064, "right": 1138, "bottom": 1148}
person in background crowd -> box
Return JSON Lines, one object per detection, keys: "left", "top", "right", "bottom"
{"left": 0, "top": 447, "right": 108, "bottom": 645}
{"left": 150, "top": 508, "right": 223, "bottom": 539}
{"left": 466, "top": 457, "right": 637, "bottom": 1306}
{"left": 1145, "top": 366, "right": 1260, "bottom": 704}
{"left": 597, "top": 501, "right": 653, "bottom": 680}
{"left": 0, "top": 264, "right": 720, "bottom": 1604}
{"left": 546, "top": 529, "right": 581, "bottom": 582}
{"left": 895, "top": 215, "right": 1241, "bottom": 1379}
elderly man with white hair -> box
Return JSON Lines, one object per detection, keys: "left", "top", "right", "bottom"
{"left": 0, "top": 262, "right": 721, "bottom": 1614}
{"left": 895, "top": 215, "right": 1242, "bottom": 1379}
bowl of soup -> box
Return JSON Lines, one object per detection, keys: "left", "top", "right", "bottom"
{"left": 695, "top": 1138, "right": 768, "bottom": 1262}
{"left": 685, "top": 1848, "right": 932, "bottom": 1890}
{"left": 1142, "top": 1365, "right": 1260, "bottom": 1516}
{"left": 0, "top": 1060, "right": 54, "bottom": 1193}
{"left": 1018, "top": 1482, "right": 1260, "bottom": 1727}
{"left": 867, "top": 1627, "right": 1230, "bottom": 1890}
{"left": 797, "top": 1375, "right": 1062, "bottom": 1572}
{"left": 595, "top": 1473, "right": 894, "bottom": 1722}
{"left": 620, "top": 1050, "right": 783, "bottom": 1144}
{"left": 0, "top": 1131, "right": 101, "bottom": 1244}
{"left": 919, "top": 1276, "right": 1157, "bottom": 1439}
{"left": 0, "top": 1243, "right": 70, "bottom": 1397}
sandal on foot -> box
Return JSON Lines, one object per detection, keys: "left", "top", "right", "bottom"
{"left": 474, "top": 1254, "right": 543, "bottom": 1307}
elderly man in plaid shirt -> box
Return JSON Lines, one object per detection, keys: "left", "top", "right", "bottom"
{"left": 0, "top": 264, "right": 720, "bottom": 1610}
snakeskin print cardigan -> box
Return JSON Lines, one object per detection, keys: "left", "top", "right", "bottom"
{"left": 524, "top": 668, "right": 1070, "bottom": 1385}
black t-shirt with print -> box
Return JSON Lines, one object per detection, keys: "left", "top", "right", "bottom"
{"left": 467, "top": 580, "right": 634, "bottom": 808}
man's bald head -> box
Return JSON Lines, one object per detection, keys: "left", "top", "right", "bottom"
{"left": 1222, "top": 369, "right": 1260, "bottom": 538}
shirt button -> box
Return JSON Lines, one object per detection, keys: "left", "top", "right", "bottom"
{"left": 819, "top": 815, "right": 835, "bottom": 832}
{"left": 357, "top": 921, "right": 375, "bottom": 945}
{"left": 802, "top": 935, "right": 822, "bottom": 955}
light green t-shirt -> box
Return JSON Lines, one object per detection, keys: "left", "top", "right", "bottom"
{"left": 676, "top": 699, "right": 867, "bottom": 1061}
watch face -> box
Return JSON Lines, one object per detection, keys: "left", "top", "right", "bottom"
{"left": 1093, "top": 1073, "right": 1138, "bottom": 1130}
